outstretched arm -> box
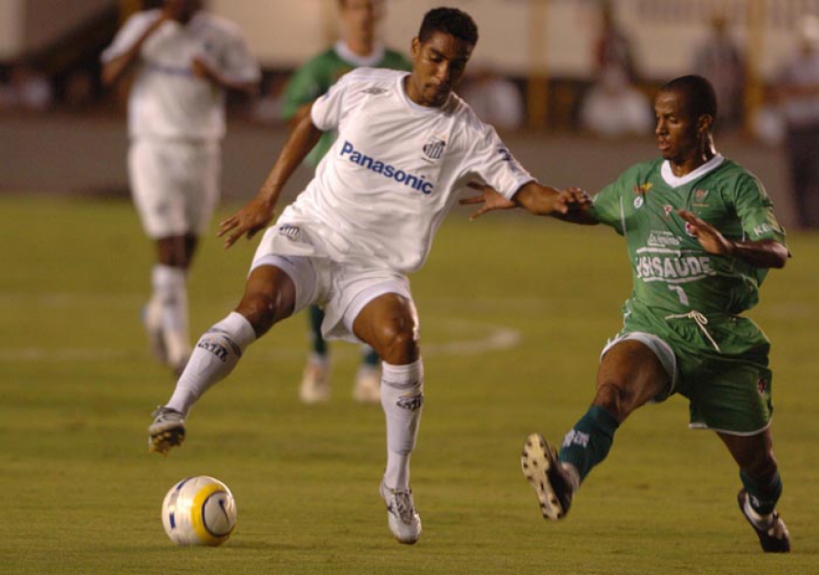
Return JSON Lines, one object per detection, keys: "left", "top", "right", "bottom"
{"left": 677, "top": 209, "right": 789, "bottom": 269}
{"left": 460, "top": 181, "right": 597, "bottom": 224}
{"left": 101, "top": 14, "right": 169, "bottom": 87}
{"left": 217, "top": 106, "right": 323, "bottom": 248}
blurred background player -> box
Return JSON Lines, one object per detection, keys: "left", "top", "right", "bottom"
{"left": 693, "top": 13, "right": 746, "bottom": 131}
{"left": 281, "top": 0, "right": 411, "bottom": 403}
{"left": 776, "top": 14, "right": 819, "bottom": 229}
{"left": 101, "top": 0, "right": 260, "bottom": 375}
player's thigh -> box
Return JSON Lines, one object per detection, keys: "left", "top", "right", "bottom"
{"left": 352, "top": 293, "right": 419, "bottom": 364}
{"left": 238, "top": 255, "right": 318, "bottom": 335}
{"left": 596, "top": 338, "right": 672, "bottom": 420}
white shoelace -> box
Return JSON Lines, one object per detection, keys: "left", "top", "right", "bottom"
{"left": 664, "top": 310, "right": 721, "bottom": 352}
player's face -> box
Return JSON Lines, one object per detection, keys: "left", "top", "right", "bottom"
{"left": 164, "top": 0, "right": 201, "bottom": 23}
{"left": 340, "top": 0, "right": 382, "bottom": 42}
{"left": 654, "top": 90, "right": 702, "bottom": 163}
{"left": 408, "top": 32, "right": 473, "bottom": 107}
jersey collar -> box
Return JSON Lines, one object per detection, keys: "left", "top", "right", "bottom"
{"left": 660, "top": 153, "right": 725, "bottom": 188}
{"left": 334, "top": 41, "right": 387, "bottom": 67}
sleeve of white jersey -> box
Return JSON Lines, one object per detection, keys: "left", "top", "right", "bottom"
{"left": 461, "top": 124, "right": 536, "bottom": 200}
{"left": 218, "top": 31, "right": 261, "bottom": 83}
{"left": 310, "top": 71, "right": 356, "bottom": 131}
{"left": 100, "top": 12, "right": 158, "bottom": 63}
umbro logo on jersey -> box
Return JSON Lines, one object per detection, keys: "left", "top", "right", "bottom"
{"left": 361, "top": 87, "right": 388, "bottom": 95}
{"left": 497, "top": 145, "right": 521, "bottom": 173}
{"left": 422, "top": 136, "right": 446, "bottom": 160}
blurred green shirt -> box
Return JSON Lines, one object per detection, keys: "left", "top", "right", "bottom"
{"left": 282, "top": 43, "right": 411, "bottom": 167}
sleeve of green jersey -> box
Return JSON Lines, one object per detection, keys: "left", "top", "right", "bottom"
{"left": 732, "top": 172, "right": 787, "bottom": 246}
{"left": 590, "top": 177, "right": 627, "bottom": 235}
{"left": 281, "top": 59, "right": 324, "bottom": 121}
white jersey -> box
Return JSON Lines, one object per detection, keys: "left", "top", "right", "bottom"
{"left": 101, "top": 9, "right": 260, "bottom": 141}
{"left": 277, "top": 68, "right": 535, "bottom": 273}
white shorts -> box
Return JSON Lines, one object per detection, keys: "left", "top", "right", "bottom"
{"left": 250, "top": 223, "right": 415, "bottom": 343}
{"left": 128, "top": 138, "right": 221, "bottom": 238}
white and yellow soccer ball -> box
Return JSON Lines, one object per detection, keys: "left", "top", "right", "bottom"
{"left": 161, "top": 476, "right": 237, "bottom": 546}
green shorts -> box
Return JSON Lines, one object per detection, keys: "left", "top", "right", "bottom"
{"left": 608, "top": 301, "right": 774, "bottom": 435}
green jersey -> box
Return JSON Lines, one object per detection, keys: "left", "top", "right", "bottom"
{"left": 282, "top": 43, "right": 411, "bottom": 166}
{"left": 591, "top": 155, "right": 786, "bottom": 318}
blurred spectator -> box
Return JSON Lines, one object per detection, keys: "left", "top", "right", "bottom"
{"left": 594, "top": 2, "right": 638, "bottom": 83}
{"left": 752, "top": 85, "right": 785, "bottom": 146}
{"left": 694, "top": 14, "right": 745, "bottom": 130}
{"left": 460, "top": 67, "right": 524, "bottom": 130}
{"left": 248, "top": 72, "right": 288, "bottom": 124}
{"left": 579, "top": 67, "right": 652, "bottom": 138}
{"left": 0, "top": 62, "right": 53, "bottom": 112}
{"left": 62, "top": 69, "right": 97, "bottom": 112}
{"left": 777, "top": 15, "right": 819, "bottom": 228}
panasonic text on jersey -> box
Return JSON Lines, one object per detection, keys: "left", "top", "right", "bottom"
{"left": 340, "top": 140, "right": 434, "bottom": 195}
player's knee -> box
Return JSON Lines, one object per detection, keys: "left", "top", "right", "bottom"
{"left": 235, "top": 292, "right": 284, "bottom": 336}
{"left": 593, "top": 382, "right": 631, "bottom": 421}
{"left": 374, "top": 320, "right": 418, "bottom": 365}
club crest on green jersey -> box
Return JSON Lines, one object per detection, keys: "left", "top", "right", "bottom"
{"left": 692, "top": 188, "right": 710, "bottom": 207}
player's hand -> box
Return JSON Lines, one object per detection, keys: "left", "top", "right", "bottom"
{"left": 676, "top": 209, "right": 734, "bottom": 256}
{"left": 459, "top": 182, "right": 517, "bottom": 220}
{"left": 218, "top": 197, "right": 276, "bottom": 249}
{"left": 555, "top": 186, "right": 593, "bottom": 214}
{"left": 191, "top": 56, "right": 219, "bottom": 84}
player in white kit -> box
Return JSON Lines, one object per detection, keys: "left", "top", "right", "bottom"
{"left": 148, "top": 7, "right": 588, "bottom": 544}
{"left": 101, "top": 0, "right": 260, "bottom": 375}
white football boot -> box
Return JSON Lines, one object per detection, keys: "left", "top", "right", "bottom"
{"left": 148, "top": 406, "right": 185, "bottom": 455}
{"left": 379, "top": 479, "right": 422, "bottom": 544}
{"left": 352, "top": 365, "right": 381, "bottom": 403}
{"left": 299, "top": 358, "right": 330, "bottom": 403}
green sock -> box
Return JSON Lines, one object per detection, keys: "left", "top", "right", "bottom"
{"left": 308, "top": 305, "right": 327, "bottom": 356}
{"left": 558, "top": 405, "right": 620, "bottom": 483}
{"left": 362, "top": 346, "right": 380, "bottom": 367}
{"left": 740, "top": 469, "right": 782, "bottom": 515}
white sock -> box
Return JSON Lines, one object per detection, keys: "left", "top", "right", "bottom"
{"left": 166, "top": 312, "right": 256, "bottom": 416}
{"left": 380, "top": 359, "right": 424, "bottom": 490}
{"left": 152, "top": 265, "right": 190, "bottom": 366}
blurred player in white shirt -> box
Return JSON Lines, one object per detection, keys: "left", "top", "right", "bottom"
{"left": 148, "top": 7, "right": 588, "bottom": 544}
{"left": 101, "top": 0, "right": 260, "bottom": 375}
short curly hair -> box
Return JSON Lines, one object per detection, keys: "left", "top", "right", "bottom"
{"left": 659, "top": 75, "right": 718, "bottom": 121}
{"left": 418, "top": 7, "right": 479, "bottom": 46}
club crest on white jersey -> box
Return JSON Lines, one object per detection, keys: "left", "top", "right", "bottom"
{"left": 422, "top": 135, "right": 446, "bottom": 161}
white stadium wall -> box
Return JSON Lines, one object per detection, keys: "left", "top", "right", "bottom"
{"left": 210, "top": 0, "right": 816, "bottom": 79}
{"left": 0, "top": 0, "right": 24, "bottom": 60}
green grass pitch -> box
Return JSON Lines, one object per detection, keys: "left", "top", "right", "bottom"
{"left": 1, "top": 194, "right": 817, "bottom": 574}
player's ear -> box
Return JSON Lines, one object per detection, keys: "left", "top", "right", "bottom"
{"left": 411, "top": 37, "right": 421, "bottom": 59}
{"left": 698, "top": 114, "right": 713, "bottom": 135}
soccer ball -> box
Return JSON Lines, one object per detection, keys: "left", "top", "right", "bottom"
{"left": 161, "top": 476, "right": 237, "bottom": 546}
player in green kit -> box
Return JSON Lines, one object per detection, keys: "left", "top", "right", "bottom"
{"left": 463, "top": 75, "right": 791, "bottom": 552}
{"left": 281, "top": 0, "right": 410, "bottom": 404}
